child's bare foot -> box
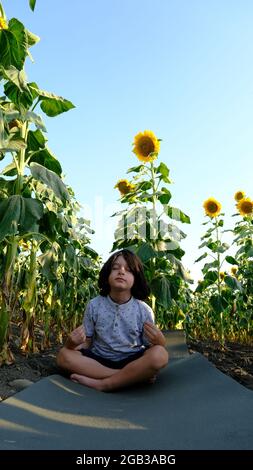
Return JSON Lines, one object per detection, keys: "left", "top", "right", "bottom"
{"left": 71, "top": 374, "right": 106, "bottom": 391}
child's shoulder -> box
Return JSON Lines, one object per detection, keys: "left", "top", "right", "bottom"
{"left": 89, "top": 295, "right": 107, "bottom": 307}
{"left": 133, "top": 298, "right": 153, "bottom": 313}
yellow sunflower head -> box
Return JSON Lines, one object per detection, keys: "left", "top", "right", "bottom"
{"left": 114, "top": 179, "right": 135, "bottom": 196}
{"left": 203, "top": 197, "right": 222, "bottom": 218}
{"left": 0, "top": 17, "right": 8, "bottom": 29}
{"left": 132, "top": 130, "right": 160, "bottom": 163}
{"left": 234, "top": 190, "right": 245, "bottom": 202}
{"left": 231, "top": 267, "right": 238, "bottom": 277}
{"left": 219, "top": 272, "right": 225, "bottom": 281}
{"left": 237, "top": 197, "right": 253, "bottom": 217}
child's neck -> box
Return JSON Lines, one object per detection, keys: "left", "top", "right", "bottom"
{"left": 109, "top": 290, "right": 132, "bottom": 305}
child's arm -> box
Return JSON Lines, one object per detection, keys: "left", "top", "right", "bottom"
{"left": 143, "top": 322, "right": 166, "bottom": 347}
{"left": 65, "top": 325, "right": 92, "bottom": 350}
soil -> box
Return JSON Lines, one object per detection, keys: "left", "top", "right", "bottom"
{"left": 0, "top": 327, "right": 252, "bottom": 401}
{"left": 187, "top": 337, "right": 253, "bottom": 392}
{"left": 0, "top": 324, "right": 62, "bottom": 402}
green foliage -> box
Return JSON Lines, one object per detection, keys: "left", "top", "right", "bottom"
{"left": 29, "top": 0, "right": 37, "bottom": 12}
{"left": 194, "top": 209, "right": 233, "bottom": 343}
{"left": 112, "top": 145, "right": 192, "bottom": 328}
{"left": 0, "top": 1, "right": 100, "bottom": 360}
{"left": 0, "top": 195, "right": 43, "bottom": 240}
{"left": 30, "top": 162, "right": 70, "bottom": 201}
{"left": 189, "top": 198, "right": 253, "bottom": 346}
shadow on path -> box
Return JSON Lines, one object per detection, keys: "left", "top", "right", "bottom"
{"left": 0, "top": 331, "right": 252, "bottom": 450}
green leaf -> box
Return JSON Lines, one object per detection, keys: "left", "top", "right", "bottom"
{"left": 216, "top": 243, "right": 229, "bottom": 253}
{"left": 224, "top": 275, "right": 242, "bottom": 292}
{"left": 27, "top": 82, "right": 40, "bottom": 100}
{"left": 1, "top": 66, "right": 28, "bottom": 90}
{"left": 198, "top": 239, "right": 210, "bottom": 248}
{"left": 166, "top": 206, "right": 191, "bottom": 224}
{"left": 39, "top": 211, "right": 58, "bottom": 240}
{"left": 5, "top": 19, "right": 27, "bottom": 70}
{"left": 206, "top": 241, "right": 229, "bottom": 253}
{"left": 204, "top": 270, "right": 218, "bottom": 283}
{"left": 20, "top": 198, "right": 44, "bottom": 233}
{"left": 27, "top": 129, "right": 47, "bottom": 151}
{"left": 30, "top": 87, "right": 75, "bottom": 117}
{"left": 0, "top": 177, "right": 14, "bottom": 194}
{"left": 127, "top": 164, "right": 145, "bottom": 173}
{"left": 0, "top": 195, "right": 43, "bottom": 240}
{"left": 65, "top": 245, "right": 79, "bottom": 272}
{"left": 136, "top": 242, "right": 157, "bottom": 263}
{"left": 167, "top": 253, "right": 192, "bottom": 282}
{"left": 151, "top": 276, "right": 172, "bottom": 309}
{"left": 4, "top": 81, "right": 34, "bottom": 109}
{"left": 158, "top": 189, "right": 171, "bottom": 205}
{"left": 137, "top": 181, "right": 152, "bottom": 191}
{"left": 28, "top": 148, "right": 62, "bottom": 175}
{"left": 30, "top": 162, "right": 69, "bottom": 202}
{"left": 202, "top": 260, "right": 219, "bottom": 273}
{"left": 245, "top": 245, "right": 253, "bottom": 258}
{"left": 167, "top": 246, "right": 185, "bottom": 260}
{"left": 209, "top": 294, "right": 223, "bottom": 314}
{"left": 156, "top": 163, "right": 172, "bottom": 183}
{"left": 0, "top": 137, "right": 27, "bottom": 153}
{"left": 37, "top": 246, "right": 58, "bottom": 281}
{"left": 40, "top": 96, "right": 75, "bottom": 117}
{"left": 206, "top": 241, "right": 218, "bottom": 251}
{"left": 225, "top": 256, "right": 239, "bottom": 265}
{"left": 1, "top": 162, "right": 17, "bottom": 176}
{"left": 138, "top": 193, "right": 154, "bottom": 203}
{"left": 195, "top": 281, "right": 206, "bottom": 293}
{"left": 29, "top": 0, "right": 37, "bottom": 11}
{"left": 26, "top": 29, "right": 40, "bottom": 47}
{"left": 25, "top": 111, "right": 47, "bottom": 131}
{"left": 156, "top": 162, "right": 169, "bottom": 178}
{"left": 195, "top": 252, "right": 208, "bottom": 263}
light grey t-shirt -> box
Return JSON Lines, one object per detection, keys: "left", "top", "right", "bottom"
{"left": 83, "top": 295, "right": 155, "bottom": 360}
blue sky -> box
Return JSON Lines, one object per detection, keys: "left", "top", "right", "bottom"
{"left": 4, "top": 0, "right": 253, "bottom": 282}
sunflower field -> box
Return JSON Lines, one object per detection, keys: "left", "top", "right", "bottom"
{"left": 0, "top": 1, "right": 100, "bottom": 364}
{"left": 186, "top": 193, "right": 253, "bottom": 345}
{"left": 112, "top": 134, "right": 253, "bottom": 346}
{"left": 0, "top": 1, "right": 252, "bottom": 367}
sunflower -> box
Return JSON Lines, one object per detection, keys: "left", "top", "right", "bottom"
{"left": 231, "top": 267, "right": 238, "bottom": 277}
{"left": 132, "top": 130, "right": 160, "bottom": 162}
{"left": 114, "top": 179, "right": 135, "bottom": 195}
{"left": 237, "top": 197, "right": 253, "bottom": 216}
{"left": 219, "top": 272, "right": 225, "bottom": 281}
{"left": 0, "top": 17, "right": 8, "bottom": 29}
{"left": 234, "top": 190, "right": 245, "bottom": 202}
{"left": 203, "top": 197, "right": 222, "bottom": 218}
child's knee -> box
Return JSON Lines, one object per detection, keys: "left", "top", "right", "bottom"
{"left": 150, "top": 346, "right": 169, "bottom": 370}
{"left": 56, "top": 347, "right": 69, "bottom": 368}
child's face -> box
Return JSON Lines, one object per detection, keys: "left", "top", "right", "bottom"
{"left": 108, "top": 255, "right": 134, "bottom": 293}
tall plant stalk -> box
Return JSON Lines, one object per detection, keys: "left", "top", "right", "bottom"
{"left": 113, "top": 130, "right": 191, "bottom": 327}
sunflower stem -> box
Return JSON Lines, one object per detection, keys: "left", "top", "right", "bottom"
{"left": 149, "top": 162, "right": 158, "bottom": 313}
{"left": 150, "top": 162, "right": 158, "bottom": 245}
{"left": 215, "top": 218, "right": 224, "bottom": 346}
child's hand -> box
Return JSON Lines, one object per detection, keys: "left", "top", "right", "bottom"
{"left": 66, "top": 325, "right": 86, "bottom": 349}
{"left": 144, "top": 322, "right": 166, "bottom": 347}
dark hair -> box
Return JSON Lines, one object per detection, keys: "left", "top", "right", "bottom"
{"left": 98, "top": 249, "right": 150, "bottom": 300}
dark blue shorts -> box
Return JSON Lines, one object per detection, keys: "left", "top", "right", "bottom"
{"left": 79, "top": 348, "right": 146, "bottom": 369}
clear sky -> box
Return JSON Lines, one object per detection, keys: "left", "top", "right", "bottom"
{"left": 3, "top": 0, "right": 253, "bottom": 282}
